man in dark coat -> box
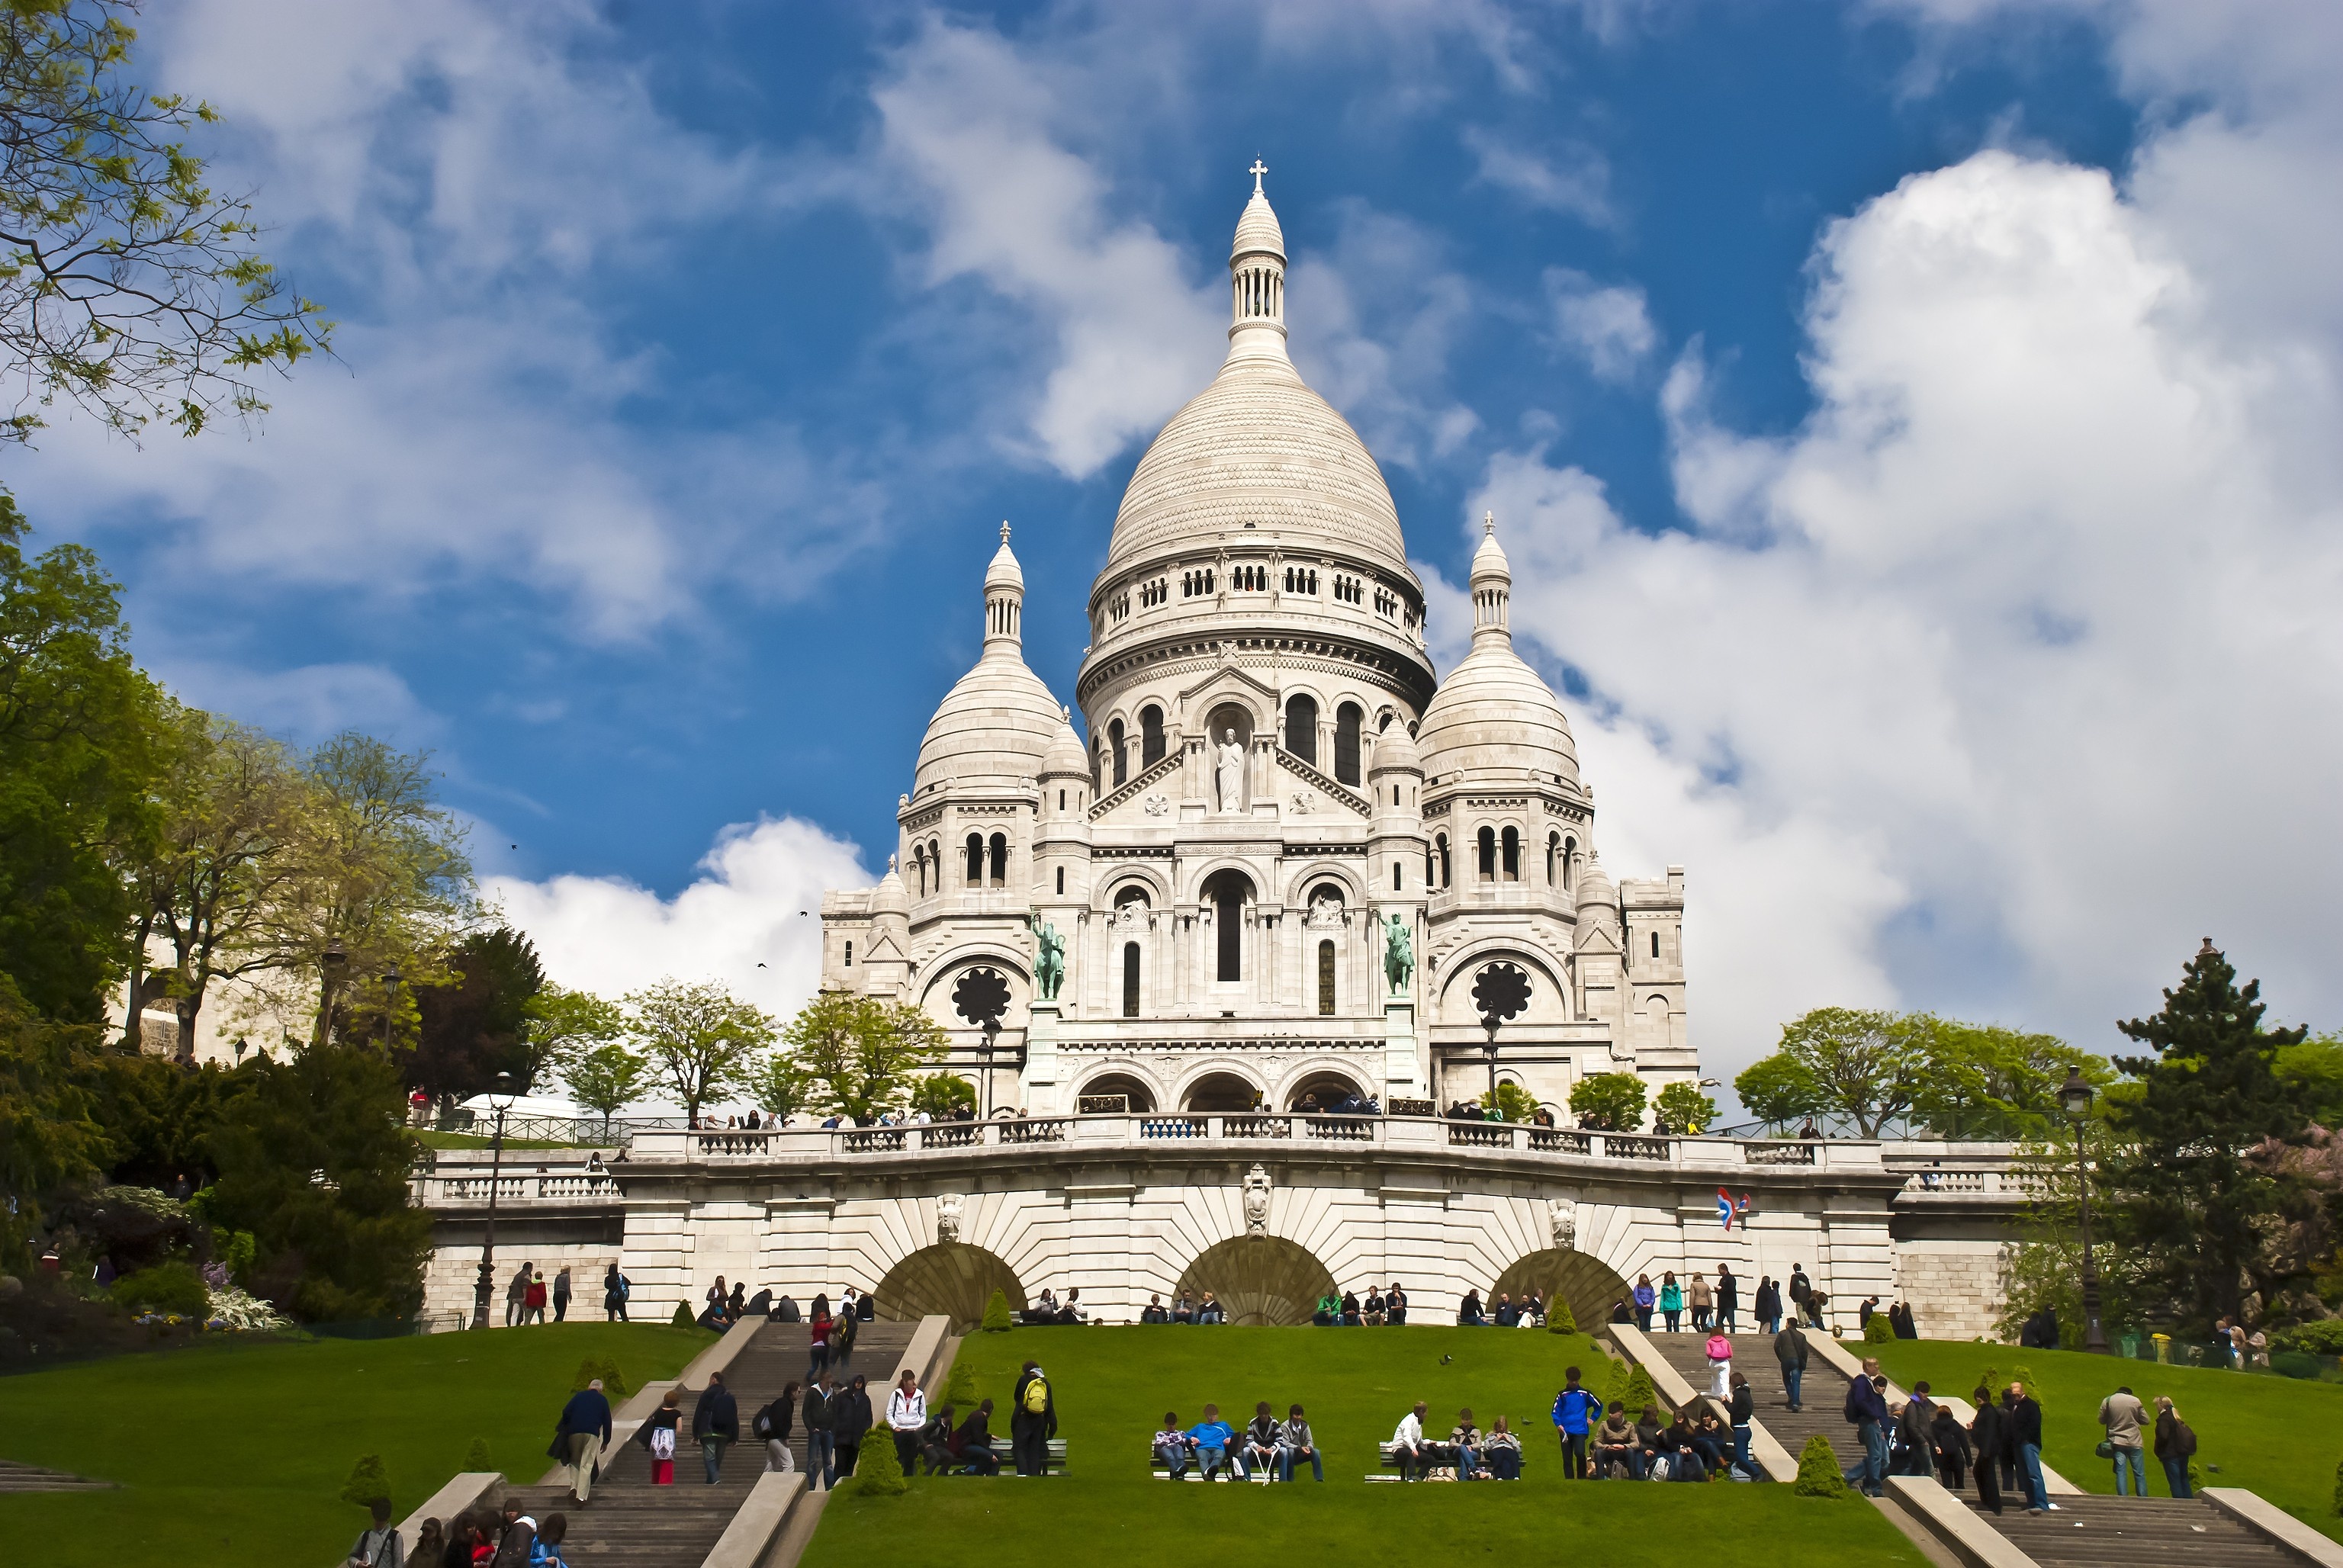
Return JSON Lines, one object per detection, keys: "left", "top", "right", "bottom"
{"left": 551, "top": 1378, "right": 614, "bottom": 1503}
{"left": 802, "top": 1371, "right": 840, "bottom": 1489}
{"left": 1715, "top": 1264, "right": 1739, "bottom": 1332}
{"left": 1008, "top": 1360, "right": 1057, "bottom": 1476}
{"left": 693, "top": 1370, "right": 741, "bottom": 1485}
{"left": 1844, "top": 1358, "right": 1889, "bottom": 1496}
{"left": 2007, "top": 1381, "right": 2048, "bottom": 1512}
{"left": 1966, "top": 1383, "right": 2004, "bottom": 1515}
{"left": 1773, "top": 1320, "right": 1808, "bottom": 1412}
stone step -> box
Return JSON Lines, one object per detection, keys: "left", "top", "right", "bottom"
{"left": 1974, "top": 1495, "right": 2303, "bottom": 1568}
{"left": 1635, "top": 1328, "right": 1849, "bottom": 1465}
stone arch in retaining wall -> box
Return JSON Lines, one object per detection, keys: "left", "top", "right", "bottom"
{"left": 1490, "top": 1246, "right": 1634, "bottom": 1334}
{"left": 1174, "top": 1235, "right": 1338, "bottom": 1326}
{"left": 873, "top": 1242, "right": 1027, "bottom": 1332}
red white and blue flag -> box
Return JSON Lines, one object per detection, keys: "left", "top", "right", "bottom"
{"left": 1717, "top": 1188, "right": 1734, "bottom": 1229}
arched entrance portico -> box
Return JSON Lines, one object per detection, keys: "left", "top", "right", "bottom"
{"left": 1181, "top": 1071, "right": 1261, "bottom": 1112}
{"left": 1175, "top": 1235, "right": 1336, "bottom": 1325}
{"left": 1490, "top": 1247, "right": 1634, "bottom": 1334}
{"left": 873, "top": 1243, "right": 1026, "bottom": 1332}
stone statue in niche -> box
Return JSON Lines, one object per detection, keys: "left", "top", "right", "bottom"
{"left": 1305, "top": 890, "right": 1344, "bottom": 930}
{"left": 1242, "top": 1163, "right": 1271, "bottom": 1235}
{"left": 1383, "top": 914, "right": 1415, "bottom": 996}
{"left": 1216, "top": 729, "right": 1247, "bottom": 814}
{"left": 1548, "top": 1197, "right": 1576, "bottom": 1252}
{"left": 937, "top": 1192, "right": 963, "bottom": 1245}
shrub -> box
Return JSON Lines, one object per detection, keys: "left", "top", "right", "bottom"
{"left": 1863, "top": 1314, "right": 1893, "bottom": 1344}
{"left": 2271, "top": 1351, "right": 2324, "bottom": 1380}
{"left": 981, "top": 1288, "right": 1011, "bottom": 1333}
{"left": 2274, "top": 1319, "right": 2343, "bottom": 1357}
{"left": 111, "top": 1261, "right": 208, "bottom": 1318}
{"left": 571, "top": 1358, "right": 601, "bottom": 1392}
{"left": 1793, "top": 1434, "right": 1850, "bottom": 1498}
{"left": 597, "top": 1356, "right": 630, "bottom": 1399}
{"left": 462, "top": 1436, "right": 492, "bottom": 1472}
{"left": 943, "top": 1360, "right": 979, "bottom": 1408}
{"left": 670, "top": 1302, "right": 694, "bottom": 1328}
{"left": 1618, "top": 1362, "right": 1655, "bottom": 1416}
{"left": 1548, "top": 1296, "right": 1577, "bottom": 1334}
{"left": 340, "top": 1453, "right": 390, "bottom": 1507}
{"left": 840, "top": 1428, "right": 908, "bottom": 1497}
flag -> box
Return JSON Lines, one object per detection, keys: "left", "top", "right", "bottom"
{"left": 1717, "top": 1188, "right": 1734, "bottom": 1230}
{"left": 1736, "top": 1193, "right": 1755, "bottom": 1226}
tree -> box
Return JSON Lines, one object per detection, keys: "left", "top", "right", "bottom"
{"left": 2277, "top": 1034, "right": 2343, "bottom": 1132}
{"left": 1734, "top": 1051, "right": 1822, "bottom": 1132}
{"left": 2106, "top": 940, "right": 2319, "bottom": 1330}
{"left": 1756, "top": 1007, "right": 1927, "bottom": 1138}
{"left": 625, "top": 978, "right": 775, "bottom": 1125}
{"left": 0, "top": 0, "right": 329, "bottom": 445}
{"left": 522, "top": 985, "right": 623, "bottom": 1091}
{"left": 1908, "top": 1019, "right": 2110, "bottom": 1141}
{"left": 1570, "top": 1071, "right": 1646, "bottom": 1132}
{"left": 564, "top": 1041, "right": 649, "bottom": 1134}
{"left": 0, "top": 969, "right": 104, "bottom": 1261}
{"left": 741, "top": 1048, "right": 809, "bottom": 1124}
{"left": 780, "top": 991, "right": 947, "bottom": 1123}
{"left": 1476, "top": 1081, "right": 1537, "bottom": 1123}
{"left": 405, "top": 927, "right": 544, "bottom": 1104}
{"left": 908, "top": 1072, "right": 973, "bottom": 1120}
{"left": 1652, "top": 1081, "right": 1717, "bottom": 1136}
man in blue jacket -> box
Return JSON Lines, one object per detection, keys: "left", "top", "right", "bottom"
{"left": 693, "top": 1370, "right": 741, "bottom": 1484}
{"left": 1188, "top": 1404, "right": 1239, "bottom": 1480}
{"left": 1843, "top": 1358, "right": 1889, "bottom": 1496}
{"left": 1550, "top": 1366, "right": 1602, "bottom": 1479}
{"left": 551, "top": 1378, "right": 613, "bottom": 1504}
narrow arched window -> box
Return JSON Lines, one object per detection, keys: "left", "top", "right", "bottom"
{"left": 1284, "top": 693, "right": 1319, "bottom": 765}
{"left": 1502, "top": 826, "right": 1521, "bottom": 882}
{"left": 988, "top": 833, "right": 1007, "bottom": 887}
{"left": 1652, "top": 930, "right": 1661, "bottom": 959}
{"left": 1317, "top": 940, "right": 1335, "bottom": 1016}
{"left": 1140, "top": 705, "right": 1165, "bottom": 767}
{"left": 1334, "top": 702, "right": 1363, "bottom": 786}
{"left": 1122, "top": 942, "right": 1141, "bottom": 1018}
{"left": 1477, "top": 827, "right": 1496, "bottom": 881}
{"left": 1109, "top": 718, "right": 1128, "bottom": 787}
{"left": 844, "top": 940, "right": 853, "bottom": 968}
{"left": 1056, "top": 866, "right": 1065, "bottom": 895}
{"left": 966, "top": 833, "right": 984, "bottom": 885}
{"left": 1058, "top": 789, "right": 1065, "bottom": 811}
{"left": 1547, "top": 831, "right": 1560, "bottom": 884}
{"left": 1562, "top": 837, "right": 1576, "bottom": 892}
{"left": 1393, "top": 863, "right": 1403, "bottom": 892}
{"left": 1437, "top": 834, "right": 1451, "bottom": 888}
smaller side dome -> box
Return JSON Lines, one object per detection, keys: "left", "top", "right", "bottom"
{"left": 1040, "top": 710, "right": 1088, "bottom": 779}
{"left": 1574, "top": 851, "right": 1618, "bottom": 915}
{"left": 1368, "top": 718, "right": 1421, "bottom": 776}
{"left": 869, "top": 859, "right": 909, "bottom": 917}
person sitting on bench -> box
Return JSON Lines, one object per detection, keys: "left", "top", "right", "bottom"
{"left": 1188, "top": 1405, "right": 1237, "bottom": 1480}
{"left": 1152, "top": 1411, "right": 1196, "bottom": 1479}
{"left": 1448, "top": 1408, "right": 1485, "bottom": 1478}
{"left": 1658, "top": 1406, "right": 1709, "bottom": 1480}
{"left": 1279, "top": 1404, "right": 1323, "bottom": 1482}
{"left": 1172, "top": 1293, "right": 1195, "bottom": 1325}
{"left": 1391, "top": 1402, "right": 1432, "bottom": 1481}
{"left": 1482, "top": 1415, "right": 1523, "bottom": 1480}
{"left": 956, "top": 1399, "right": 999, "bottom": 1475}
{"left": 917, "top": 1404, "right": 959, "bottom": 1474}
{"left": 1243, "top": 1403, "right": 1284, "bottom": 1478}
{"left": 1196, "top": 1293, "right": 1226, "bottom": 1325}
{"left": 1140, "top": 1295, "right": 1170, "bottom": 1324}
{"left": 1593, "top": 1401, "right": 1646, "bottom": 1479}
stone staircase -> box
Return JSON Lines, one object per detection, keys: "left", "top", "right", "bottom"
{"left": 1631, "top": 1327, "right": 1839, "bottom": 1475}
{"left": 500, "top": 1319, "right": 918, "bottom": 1568}
{"left": 1977, "top": 1492, "right": 2303, "bottom": 1568}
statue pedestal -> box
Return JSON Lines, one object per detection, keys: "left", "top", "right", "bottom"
{"left": 1021, "top": 1003, "right": 1060, "bottom": 1114}
{"left": 1383, "top": 1000, "right": 1419, "bottom": 1092}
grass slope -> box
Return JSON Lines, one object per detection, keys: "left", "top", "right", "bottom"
{"left": 1855, "top": 1339, "right": 2343, "bottom": 1541}
{"left": 806, "top": 1326, "right": 1924, "bottom": 1563}
{"left": 0, "top": 1322, "right": 708, "bottom": 1566}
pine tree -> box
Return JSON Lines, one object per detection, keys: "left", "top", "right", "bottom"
{"left": 843, "top": 1429, "right": 908, "bottom": 1496}
{"left": 572, "top": 1358, "right": 600, "bottom": 1391}
{"left": 2109, "top": 940, "right": 2316, "bottom": 1328}
{"left": 597, "top": 1356, "right": 630, "bottom": 1399}
{"left": 982, "top": 1288, "right": 1012, "bottom": 1333}
{"left": 1863, "top": 1313, "right": 1893, "bottom": 1344}
{"left": 462, "top": 1437, "right": 492, "bottom": 1472}
{"left": 1619, "top": 1362, "right": 1656, "bottom": 1416}
{"left": 1793, "top": 1435, "right": 1850, "bottom": 1498}
{"left": 943, "top": 1359, "right": 979, "bottom": 1408}
{"left": 1547, "top": 1296, "right": 1577, "bottom": 1334}
{"left": 340, "top": 1453, "right": 390, "bottom": 1507}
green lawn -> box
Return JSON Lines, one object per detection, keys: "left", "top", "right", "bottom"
{"left": 1855, "top": 1339, "right": 2343, "bottom": 1542}
{"left": 0, "top": 1322, "right": 709, "bottom": 1566}
{"left": 805, "top": 1326, "right": 1925, "bottom": 1563}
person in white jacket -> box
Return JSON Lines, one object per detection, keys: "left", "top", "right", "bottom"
{"left": 887, "top": 1371, "right": 928, "bottom": 1476}
{"left": 1391, "top": 1401, "right": 1432, "bottom": 1482}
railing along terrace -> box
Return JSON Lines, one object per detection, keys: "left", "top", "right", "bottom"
{"left": 425, "top": 1171, "right": 620, "bottom": 1203}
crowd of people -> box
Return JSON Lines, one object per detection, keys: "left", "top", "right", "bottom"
{"left": 1598, "top": 1263, "right": 1890, "bottom": 1337}
{"left": 497, "top": 1263, "right": 574, "bottom": 1325}
{"left": 348, "top": 1499, "right": 573, "bottom": 1567}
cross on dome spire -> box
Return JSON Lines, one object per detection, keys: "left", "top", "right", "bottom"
{"left": 1228, "top": 163, "right": 1288, "bottom": 361}
{"left": 1249, "top": 157, "right": 1268, "bottom": 195}
{"left": 1000, "top": 519, "right": 1011, "bottom": 545}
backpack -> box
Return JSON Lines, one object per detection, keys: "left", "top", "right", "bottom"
{"left": 753, "top": 1406, "right": 775, "bottom": 1440}
{"left": 1021, "top": 1376, "right": 1049, "bottom": 1415}
{"left": 2173, "top": 1419, "right": 2197, "bottom": 1457}
{"left": 1843, "top": 1384, "right": 1865, "bottom": 1423}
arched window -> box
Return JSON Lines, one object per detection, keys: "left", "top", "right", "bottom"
{"left": 844, "top": 940, "right": 853, "bottom": 968}
{"left": 1477, "top": 827, "right": 1496, "bottom": 881}
{"left": 1203, "top": 869, "right": 1249, "bottom": 982}
{"left": 1333, "top": 702, "right": 1363, "bottom": 786}
{"left": 1317, "top": 940, "right": 1335, "bottom": 1016}
{"left": 1562, "top": 836, "right": 1576, "bottom": 891}
{"left": 1501, "top": 826, "right": 1521, "bottom": 882}
{"left": 1122, "top": 943, "right": 1141, "bottom": 1018}
{"left": 1651, "top": 930, "right": 1662, "bottom": 959}
{"left": 965, "top": 833, "right": 984, "bottom": 886}
{"left": 1108, "top": 718, "right": 1128, "bottom": 787}
{"left": 1140, "top": 705, "right": 1165, "bottom": 768}
{"left": 1284, "top": 692, "right": 1319, "bottom": 765}
{"left": 1546, "top": 831, "right": 1560, "bottom": 885}
{"left": 988, "top": 833, "right": 1007, "bottom": 888}
{"left": 1436, "top": 834, "right": 1451, "bottom": 888}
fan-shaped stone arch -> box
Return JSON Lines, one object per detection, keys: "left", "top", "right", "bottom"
{"left": 1488, "top": 1247, "right": 1634, "bottom": 1335}
{"left": 1175, "top": 1235, "right": 1336, "bottom": 1326}
{"left": 872, "top": 1242, "right": 1027, "bottom": 1333}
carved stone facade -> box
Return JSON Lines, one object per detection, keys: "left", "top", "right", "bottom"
{"left": 820, "top": 174, "right": 1691, "bottom": 1123}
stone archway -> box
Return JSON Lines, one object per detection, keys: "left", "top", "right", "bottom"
{"left": 873, "top": 1243, "right": 1026, "bottom": 1332}
{"left": 1490, "top": 1247, "right": 1634, "bottom": 1334}
{"left": 1175, "top": 1236, "right": 1335, "bottom": 1326}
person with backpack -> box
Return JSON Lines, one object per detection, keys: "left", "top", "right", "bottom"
{"left": 832, "top": 1298, "right": 860, "bottom": 1370}
{"left": 602, "top": 1263, "right": 629, "bottom": 1322}
{"left": 1843, "top": 1357, "right": 1889, "bottom": 1496}
{"left": 1549, "top": 1366, "right": 1602, "bottom": 1478}
{"left": 2152, "top": 1395, "right": 2195, "bottom": 1498}
{"left": 1773, "top": 1319, "right": 1808, "bottom": 1412}
{"left": 1896, "top": 1380, "right": 1938, "bottom": 1477}
{"left": 754, "top": 1381, "right": 799, "bottom": 1473}
{"left": 346, "top": 1496, "right": 403, "bottom": 1568}
{"left": 549, "top": 1377, "right": 612, "bottom": 1504}
{"left": 1011, "top": 1359, "right": 1057, "bottom": 1475}
{"left": 1966, "top": 1384, "right": 2005, "bottom": 1515}
{"left": 693, "top": 1369, "right": 741, "bottom": 1484}
{"left": 1786, "top": 1264, "right": 1811, "bottom": 1326}
{"left": 2098, "top": 1383, "right": 2148, "bottom": 1496}
{"left": 807, "top": 1301, "right": 834, "bottom": 1380}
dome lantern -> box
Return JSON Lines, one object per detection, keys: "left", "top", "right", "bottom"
{"left": 1470, "top": 512, "right": 1512, "bottom": 648}
{"left": 1228, "top": 160, "right": 1289, "bottom": 365}
{"left": 985, "top": 520, "right": 1024, "bottom": 649}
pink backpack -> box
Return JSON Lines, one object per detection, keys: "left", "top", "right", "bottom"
{"left": 1705, "top": 1333, "right": 1731, "bottom": 1361}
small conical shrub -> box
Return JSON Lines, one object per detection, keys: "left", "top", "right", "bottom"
{"left": 596, "top": 1356, "right": 630, "bottom": 1399}
{"left": 981, "top": 1288, "right": 1011, "bottom": 1333}
{"left": 571, "top": 1358, "right": 600, "bottom": 1391}
{"left": 1548, "top": 1296, "right": 1577, "bottom": 1334}
{"left": 1793, "top": 1434, "right": 1850, "bottom": 1498}
{"left": 340, "top": 1453, "right": 390, "bottom": 1507}
{"left": 671, "top": 1302, "right": 695, "bottom": 1327}
{"left": 1863, "top": 1313, "right": 1892, "bottom": 1344}
{"left": 462, "top": 1437, "right": 492, "bottom": 1473}
{"left": 943, "top": 1360, "right": 979, "bottom": 1408}
{"left": 843, "top": 1430, "right": 908, "bottom": 1497}
{"left": 1619, "top": 1362, "right": 1656, "bottom": 1416}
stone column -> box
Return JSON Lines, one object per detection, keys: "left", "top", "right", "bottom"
{"left": 1024, "top": 1002, "right": 1060, "bottom": 1113}
{"left": 1384, "top": 999, "right": 1419, "bottom": 1093}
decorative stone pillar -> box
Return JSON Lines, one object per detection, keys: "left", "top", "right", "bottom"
{"left": 1384, "top": 998, "right": 1419, "bottom": 1091}
{"left": 1024, "top": 1001, "right": 1060, "bottom": 1113}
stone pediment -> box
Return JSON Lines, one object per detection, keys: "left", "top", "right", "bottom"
{"left": 1273, "top": 748, "right": 1368, "bottom": 816}
{"left": 1089, "top": 747, "right": 1183, "bottom": 821}
{"left": 1175, "top": 663, "right": 1281, "bottom": 714}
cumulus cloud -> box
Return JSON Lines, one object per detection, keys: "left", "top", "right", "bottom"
{"left": 487, "top": 817, "right": 873, "bottom": 1019}
{"left": 1479, "top": 137, "right": 2343, "bottom": 1078}
{"left": 1543, "top": 268, "right": 1657, "bottom": 381}
{"left": 1463, "top": 127, "right": 1615, "bottom": 226}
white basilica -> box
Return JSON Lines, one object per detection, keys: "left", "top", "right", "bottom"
{"left": 820, "top": 175, "right": 1694, "bottom": 1124}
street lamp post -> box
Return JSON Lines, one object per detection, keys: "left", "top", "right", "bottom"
{"left": 469, "top": 1071, "right": 519, "bottom": 1330}
{"left": 320, "top": 940, "right": 348, "bottom": 1045}
{"left": 380, "top": 968, "right": 402, "bottom": 1052}
{"left": 1483, "top": 1021, "right": 1501, "bottom": 1108}
{"left": 2059, "top": 1065, "right": 2113, "bottom": 1354}
{"left": 980, "top": 1017, "right": 998, "bottom": 1120}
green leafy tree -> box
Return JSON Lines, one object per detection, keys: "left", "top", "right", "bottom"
{"left": 564, "top": 1041, "right": 650, "bottom": 1135}
{"left": 405, "top": 927, "right": 545, "bottom": 1103}
{"left": 1863, "top": 1312, "right": 1892, "bottom": 1343}
{"left": 2106, "top": 940, "right": 2318, "bottom": 1330}
{"left": 1570, "top": 1072, "right": 1646, "bottom": 1132}
{"left": 201, "top": 1039, "right": 432, "bottom": 1321}
{"left": 1908, "top": 1019, "right": 2112, "bottom": 1140}
{"left": 626, "top": 979, "right": 775, "bottom": 1126}
{"left": 2276, "top": 1034, "right": 2343, "bottom": 1132}
{"left": 523, "top": 985, "right": 624, "bottom": 1089}
{"left": 909, "top": 1072, "right": 975, "bottom": 1119}
{"left": 743, "top": 1048, "right": 811, "bottom": 1125}
{"left": 1734, "top": 1051, "right": 1823, "bottom": 1132}
{"left": 1475, "top": 1081, "right": 1537, "bottom": 1122}
{"left": 1652, "top": 1081, "right": 1717, "bottom": 1136}
{"left": 0, "top": 0, "right": 330, "bottom": 445}
{"left": 0, "top": 970, "right": 105, "bottom": 1259}
{"left": 1747, "top": 1008, "right": 1927, "bottom": 1138}
{"left": 780, "top": 991, "right": 947, "bottom": 1123}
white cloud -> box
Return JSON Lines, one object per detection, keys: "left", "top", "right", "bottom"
{"left": 1463, "top": 127, "right": 1615, "bottom": 226}
{"left": 1481, "top": 138, "right": 2343, "bottom": 1081}
{"left": 152, "top": 658, "right": 439, "bottom": 747}
{"left": 1544, "top": 267, "right": 1657, "bottom": 381}
{"left": 487, "top": 817, "right": 873, "bottom": 1019}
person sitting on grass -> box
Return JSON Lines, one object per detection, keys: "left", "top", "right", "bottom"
{"left": 1279, "top": 1404, "right": 1323, "bottom": 1482}
{"left": 1340, "top": 1288, "right": 1361, "bottom": 1325}
{"left": 1492, "top": 1291, "right": 1518, "bottom": 1327}
{"left": 1153, "top": 1412, "right": 1197, "bottom": 1479}
{"left": 1172, "top": 1293, "right": 1195, "bottom": 1325}
{"left": 1363, "top": 1286, "right": 1387, "bottom": 1325}
{"left": 1482, "top": 1415, "right": 1523, "bottom": 1480}
{"left": 1593, "top": 1401, "right": 1646, "bottom": 1480}
{"left": 1189, "top": 1404, "right": 1238, "bottom": 1480}
{"left": 1140, "top": 1294, "right": 1169, "bottom": 1324}
{"left": 1197, "top": 1292, "right": 1226, "bottom": 1325}
{"left": 1386, "top": 1282, "right": 1409, "bottom": 1325}
{"left": 1244, "top": 1403, "right": 1284, "bottom": 1478}
{"left": 1689, "top": 1406, "right": 1734, "bottom": 1476}
{"left": 1448, "top": 1407, "right": 1484, "bottom": 1479}
{"left": 1634, "top": 1406, "right": 1667, "bottom": 1473}
{"left": 1457, "top": 1289, "right": 1486, "bottom": 1326}
{"left": 1391, "top": 1402, "right": 1432, "bottom": 1482}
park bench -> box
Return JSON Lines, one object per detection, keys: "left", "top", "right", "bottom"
{"left": 978, "top": 1436, "right": 1068, "bottom": 1473}
{"left": 1149, "top": 1447, "right": 1280, "bottom": 1483}
{"left": 1370, "top": 1441, "right": 1530, "bottom": 1481}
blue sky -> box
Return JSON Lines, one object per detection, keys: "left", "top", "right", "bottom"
{"left": 14, "top": 0, "right": 2343, "bottom": 1086}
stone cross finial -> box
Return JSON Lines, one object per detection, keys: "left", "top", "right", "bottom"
{"left": 1249, "top": 158, "right": 1268, "bottom": 195}
{"left": 1000, "top": 519, "right": 1011, "bottom": 544}
{"left": 1483, "top": 510, "right": 1495, "bottom": 535}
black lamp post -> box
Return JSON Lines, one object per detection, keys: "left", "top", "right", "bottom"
{"left": 320, "top": 939, "right": 348, "bottom": 1044}
{"left": 469, "top": 1070, "right": 518, "bottom": 1330}
{"left": 1482, "top": 1021, "right": 1502, "bottom": 1108}
{"left": 380, "top": 967, "right": 402, "bottom": 1052}
{"left": 980, "top": 1017, "right": 999, "bottom": 1120}
{"left": 2059, "top": 1065, "right": 2112, "bottom": 1354}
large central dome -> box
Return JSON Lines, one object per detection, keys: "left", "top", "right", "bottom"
{"left": 1101, "top": 178, "right": 1409, "bottom": 583}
